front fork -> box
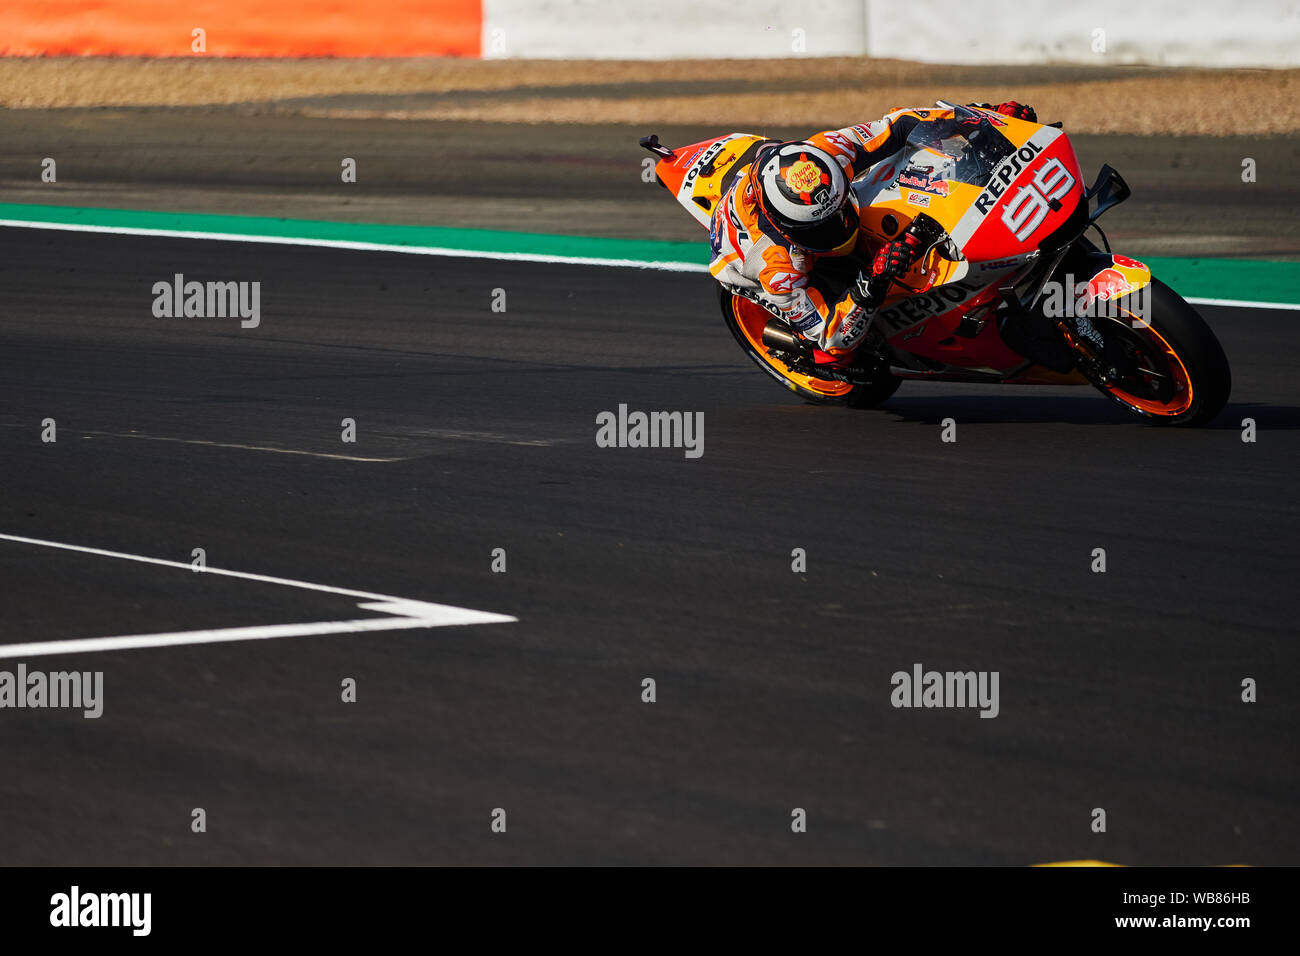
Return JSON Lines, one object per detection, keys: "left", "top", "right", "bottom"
{"left": 1003, "top": 237, "right": 1155, "bottom": 379}
{"left": 1051, "top": 316, "right": 1110, "bottom": 378}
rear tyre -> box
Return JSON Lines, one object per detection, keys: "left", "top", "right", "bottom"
{"left": 845, "top": 369, "right": 905, "bottom": 409}
{"left": 718, "top": 287, "right": 901, "bottom": 407}
{"left": 1083, "top": 279, "right": 1231, "bottom": 427}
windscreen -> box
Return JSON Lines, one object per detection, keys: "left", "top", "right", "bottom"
{"left": 900, "top": 106, "right": 1018, "bottom": 189}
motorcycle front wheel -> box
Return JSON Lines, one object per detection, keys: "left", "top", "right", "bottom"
{"left": 1083, "top": 278, "right": 1231, "bottom": 427}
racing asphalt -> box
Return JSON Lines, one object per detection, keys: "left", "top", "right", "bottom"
{"left": 0, "top": 106, "right": 1297, "bottom": 864}
{"left": 1, "top": 223, "right": 1296, "bottom": 865}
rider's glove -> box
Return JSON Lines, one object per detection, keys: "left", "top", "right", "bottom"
{"left": 995, "top": 101, "right": 1037, "bottom": 122}
{"left": 850, "top": 270, "right": 878, "bottom": 308}
{"left": 871, "top": 233, "right": 923, "bottom": 282}
{"left": 852, "top": 233, "right": 922, "bottom": 306}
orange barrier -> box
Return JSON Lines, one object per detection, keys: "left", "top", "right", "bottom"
{"left": 0, "top": 1, "right": 482, "bottom": 56}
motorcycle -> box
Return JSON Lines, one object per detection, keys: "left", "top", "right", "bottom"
{"left": 640, "top": 101, "right": 1231, "bottom": 426}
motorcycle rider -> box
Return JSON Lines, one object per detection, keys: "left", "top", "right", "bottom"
{"left": 708, "top": 101, "right": 1036, "bottom": 369}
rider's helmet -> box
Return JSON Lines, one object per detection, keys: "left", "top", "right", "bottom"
{"left": 747, "top": 142, "right": 859, "bottom": 254}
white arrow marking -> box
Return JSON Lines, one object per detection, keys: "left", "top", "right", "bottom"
{"left": 0, "top": 533, "right": 516, "bottom": 660}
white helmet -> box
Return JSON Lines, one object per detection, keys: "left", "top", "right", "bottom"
{"left": 749, "top": 142, "right": 859, "bottom": 252}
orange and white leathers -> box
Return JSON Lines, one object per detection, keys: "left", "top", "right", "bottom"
{"left": 708, "top": 109, "right": 928, "bottom": 357}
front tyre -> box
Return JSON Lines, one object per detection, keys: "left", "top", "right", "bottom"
{"left": 718, "top": 287, "right": 901, "bottom": 408}
{"left": 1084, "top": 278, "right": 1231, "bottom": 427}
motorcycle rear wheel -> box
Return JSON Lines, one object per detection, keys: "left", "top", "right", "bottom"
{"left": 718, "top": 287, "right": 901, "bottom": 408}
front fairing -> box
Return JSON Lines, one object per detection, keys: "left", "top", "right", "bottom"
{"left": 855, "top": 107, "right": 1085, "bottom": 265}
{"left": 854, "top": 106, "right": 1089, "bottom": 374}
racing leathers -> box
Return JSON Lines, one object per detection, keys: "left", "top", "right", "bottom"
{"left": 707, "top": 108, "right": 934, "bottom": 361}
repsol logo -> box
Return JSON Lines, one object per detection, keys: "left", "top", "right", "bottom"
{"left": 874, "top": 279, "right": 985, "bottom": 336}
{"left": 973, "top": 140, "right": 1045, "bottom": 215}
{"left": 735, "top": 286, "right": 786, "bottom": 318}
{"left": 681, "top": 139, "right": 729, "bottom": 193}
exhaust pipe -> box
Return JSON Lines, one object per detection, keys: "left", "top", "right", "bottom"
{"left": 760, "top": 319, "right": 875, "bottom": 386}
{"left": 761, "top": 320, "right": 800, "bottom": 351}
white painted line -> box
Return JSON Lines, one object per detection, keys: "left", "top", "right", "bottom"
{"left": 0, "top": 218, "right": 708, "bottom": 273}
{"left": 81, "top": 430, "right": 408, "bottom": 462}
{"left": 4, "top": 216, "right": 1294, "bottom": 310}
{"left": 1185, "top": 296, "right": 1300, "bottom": 312}
{"left": 0, "top": 611, "right": 504, "bottom": 660}
{"left": 0, "top": 533, "right": 394, "bottom": 598}
{"left": 0, "top": 533, "right": 516, "bottom": 659}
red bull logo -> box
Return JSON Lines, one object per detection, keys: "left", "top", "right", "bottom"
{"left": 1041, "top": 269, "right": 1146, "bottom": 322}
{"left": 1077, "top": 266, "right": 1149, "bottom": 324}
{"left": 1081, "top": 268, "right": 1131, "bottom": 307}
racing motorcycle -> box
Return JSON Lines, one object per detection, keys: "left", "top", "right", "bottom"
{"left": 640, "top": 101, "right": 1231, "bottom": 425}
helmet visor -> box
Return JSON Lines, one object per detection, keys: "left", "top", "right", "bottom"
{"left": 762, "top": 200, "right": 860, "bottom": 254}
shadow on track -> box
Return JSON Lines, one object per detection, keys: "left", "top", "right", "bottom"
{"left": 873, "top": 395, "right": 1300, "bottom": 429}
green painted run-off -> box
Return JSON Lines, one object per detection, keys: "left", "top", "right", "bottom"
{"left": 1, "top": 202, "right": 1296, "bottom": 305}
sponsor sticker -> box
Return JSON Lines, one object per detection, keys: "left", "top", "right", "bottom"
{"left": 896, "top": 169, "right": 950, "bottom": 196}
{"left": 1083, "top": 268, "right": 1132, "bottom": 303}
{"left": 906, "top": 191, "right": 932, "bottom": 208}
{"left": 789, "top": 308, "right": 822, "bottom": 334}
{"left": 784, "top": 159, "right": 822, "bottom": 193}
{"left": 680, "top": 139, "right": 729, "bottom": 194}
{"left": 972, "top": 139, "right": 1047, "bottom": 215}
{"left": 835, "top": 306, "right": 869, "bottom": 347}
{"left": 874, "top": 278, "right": 986, "bottom": 336}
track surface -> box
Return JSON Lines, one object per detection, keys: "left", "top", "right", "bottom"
{"left": 1, "top": 227, "right": 1297, "bottom": 865}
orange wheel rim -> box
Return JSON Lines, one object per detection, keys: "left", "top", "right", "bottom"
{"left": 731, "top": 296, "right": 853, "bottom": 399}
{"left": 1100, "top": 309, "right": 1195, "bottom": 416}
